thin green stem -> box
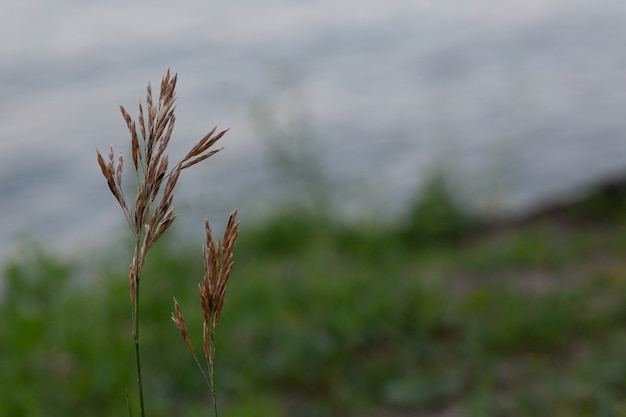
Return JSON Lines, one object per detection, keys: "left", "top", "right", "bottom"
{"left": 191, "top": 354, "right": 211, "bottom": 391}
{"left": 134, "top": 305, "right": 145, "bottom": 417}
{"left": 132, "top": 236, "right": 146, "bottom": 417}
{"left": 208, "top": 328, "right": 218, "bottom": 417}
{"left": 126, "top": 390, "right": 134, "bottom": 417}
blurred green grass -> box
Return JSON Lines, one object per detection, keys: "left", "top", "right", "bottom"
{"left": 2, "top": 180, "right": 626, "bottom": 416}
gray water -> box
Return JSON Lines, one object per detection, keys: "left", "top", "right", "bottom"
{"left": 1, "top": 0, "right": 626, "bottom": 257}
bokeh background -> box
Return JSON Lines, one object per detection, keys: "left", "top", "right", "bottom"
{"left": 1, "top": 0, "right": 626, "bottom": 255}
{"left": 2, "top": 1, "right": 626, "bottom": 416}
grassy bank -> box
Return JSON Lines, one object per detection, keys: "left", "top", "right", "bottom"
{"left": 2, "top": 182, "right": 626, "bottom": 416}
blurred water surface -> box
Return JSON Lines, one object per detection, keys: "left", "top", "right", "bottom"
{"left": 1, "top": 0, "right": 626, "bottom": 256}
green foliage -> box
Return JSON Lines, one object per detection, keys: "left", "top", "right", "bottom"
{"left": 567, "top": 179, "right": 626, "bottom": 222}
{"left": 239, "top": 211, "right": 326, "bottom": 256}
{"left": 2, "top": 184, "right": 626, "bottom": 415}
{"left": 400, "top": 174, "right": 479, "bottom": 247}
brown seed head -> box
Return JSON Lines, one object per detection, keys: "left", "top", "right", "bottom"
{"left": 171, "top": 298, "right": 195, "bottom": 355}
{"left": 198, "top": 210, "right": 239, "bottom": 330}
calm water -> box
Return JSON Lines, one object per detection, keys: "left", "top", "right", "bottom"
{"left": 1, "top": 0, "right": 626, "bottom": 257}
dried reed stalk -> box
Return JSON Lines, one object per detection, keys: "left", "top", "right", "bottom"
{"left": 97, "top": 69, "right": 229, "bottom": 417}
{"left": 172, "top": 209, "right": 239, "bottom": 417}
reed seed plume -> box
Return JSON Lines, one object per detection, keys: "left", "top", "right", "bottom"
{"left": 96, "top": 69, "right": 230, "bottom": 417}
{"left": 171, "top": 209, "right": 240, "bottom": 417}
{"left": 97, "top": 69, "right": 228, "bottom": 254}
{"left": 172, "top": 298, "right": 194, "bottom": 355}
{"left": 200, "top": 209, "right": 240, "bottom": 331}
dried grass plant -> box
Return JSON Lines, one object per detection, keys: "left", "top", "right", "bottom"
{"left": 97, "top": 69, "right": 237, "bottom": 417}
{"left": 172, "top": 211, "right": 239, "bottom": 417}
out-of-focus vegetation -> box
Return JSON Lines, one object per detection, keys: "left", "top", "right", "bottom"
{"left": 2, "top": 178, "right": 626, "bottom": 417}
